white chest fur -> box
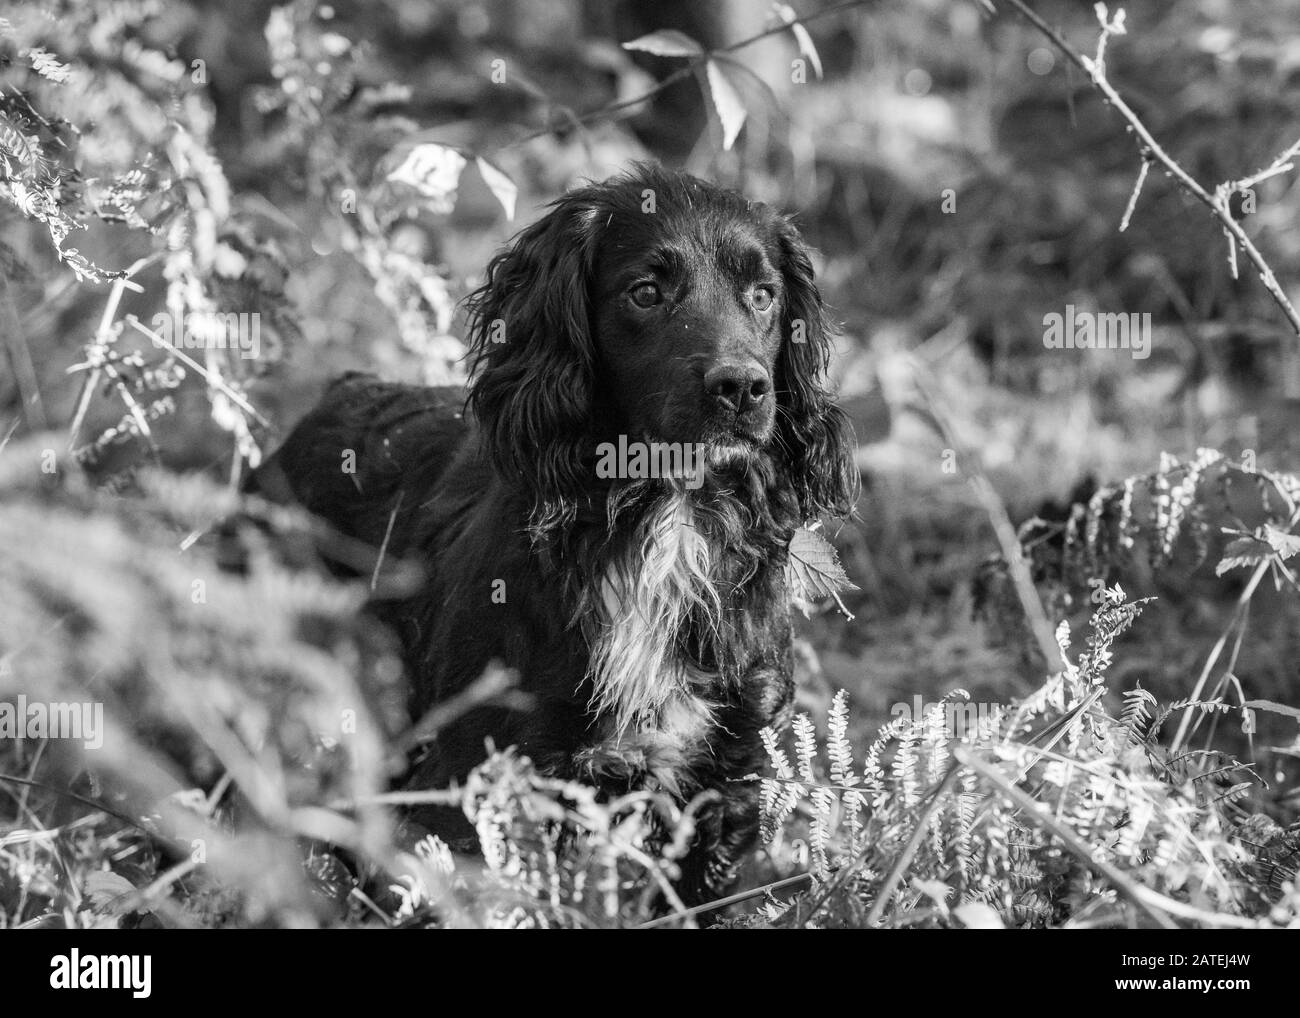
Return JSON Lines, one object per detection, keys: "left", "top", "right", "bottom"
{"left": 582, "top": 495, "right": 725, "bottom": 792}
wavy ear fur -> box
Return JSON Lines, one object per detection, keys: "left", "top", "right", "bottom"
{"left": 464, "top": 192, "right": 601, "bottom": 528}
{"left": 775, "top": 221, "right": 860, "bottom": 519}
{"left": 466, "top": 180, "right": 858, "bottom": 527}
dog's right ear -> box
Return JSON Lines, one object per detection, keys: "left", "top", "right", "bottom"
{"left": 464, "top": 190, "right": 602, "bottom": 530}
{"left": 773, "top": 217, "right": 859, "bottom": 520}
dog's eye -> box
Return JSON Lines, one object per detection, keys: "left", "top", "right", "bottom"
{"left": 629, "top": 283, "right": 662, "bottom": 308}
{"left": 750, "top": 286, "right": 775, "bottom": 312}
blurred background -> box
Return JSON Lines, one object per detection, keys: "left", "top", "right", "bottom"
{"left": 5, "top": 0, "right": 1300, "bottom": 863}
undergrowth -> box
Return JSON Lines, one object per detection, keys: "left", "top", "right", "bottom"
{"left": 2, "top": 447, "right": 1299, "bottom": 928}
{"left": 3, "top": 2, "right": 1300, "bottom": 930}
{"left": 749, "top": 590, "right": 1299, "bottom": 929}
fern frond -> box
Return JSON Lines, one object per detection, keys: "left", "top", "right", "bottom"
{"left": 1119, "top": 685, "right": 1157, "bottom": 746}
{"left": 827, "top": 689, "right": 855, "bottom": 785}
{"left": 792, "top": 713, "right": 818, "bottom": 784}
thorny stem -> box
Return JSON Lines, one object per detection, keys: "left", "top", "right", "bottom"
{"left": 1001, "top": 0, "right": 1300, "bottom": 338}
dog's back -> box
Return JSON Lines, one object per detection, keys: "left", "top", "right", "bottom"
{"left": 251, "top": 372, "right": 470, "bottom": 557}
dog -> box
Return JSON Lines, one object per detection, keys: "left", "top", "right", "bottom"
{"left": 252, "top": 164, "right": 858, "bottom": 904}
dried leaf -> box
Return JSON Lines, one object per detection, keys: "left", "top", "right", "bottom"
{"left": 476, "top": 157, "right": 517, "bottom": 221}
{"left": 954, "top": 902, "right": 1005, "bottom": 929}
{"left": 704, "top": 60, "right": 747, "bottom": 151}
{"left": 771, "top": 4, "right": 823, "bottom": 79}
{"left": 1216, "top": 524, "right": 1300, "bottom": 575}
{"left": 386, "top": 143, "right": 466, "bottom": 212}
{"left": 1242, "top": 699, "right": 1300, "bottom": 722}
{"left": 1262, "top": 524, "right": 1300, "bottom": 559}
{"left": 82, "top": 870, "right": 137, "bottom": 918}
{"left": 622, "top": 30, "right": 703, "bottom": 58}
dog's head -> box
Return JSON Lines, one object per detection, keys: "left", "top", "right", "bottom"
{"left": 466, "top": 164, "right": 857, "bottom": 527}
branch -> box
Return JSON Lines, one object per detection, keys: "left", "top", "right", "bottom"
{"left": 1000, "top": 0, "right": 1300, "bottom": 338}
{"left": 636, "top": 873, "right": 812, "bottom": 929}
{"left": 502, "top": 0, "right": 877, "bottom": 151}
{"left": 122, "top": 314, "right": 269, "bottom": 429}
{"left": 66, "top": 253, "right": 157, "bottom": 451}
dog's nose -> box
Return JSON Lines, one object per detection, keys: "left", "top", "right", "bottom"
{"left": 704, "top": 363, "right": 771, "bottom": 414}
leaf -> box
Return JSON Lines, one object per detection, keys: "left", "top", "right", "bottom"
{"left": 1242, "top": 699, "right": 1300, "bottom": 722}
{"left": 0, "top": 115, "right": 42, "bottom": 175}
{"left": 82, "top": 871, "right": 137, "bottom": 918}
{"left": 1261, "top": 524, "right": 1300, "bottom": 559}
{"left": 911, "top": 878, "right": 952, "bottom": 908}
{"left": 23, "top": 47, "right": 71, "bottom": 84}
{"left": 954, "top": 902, "right": 1005, "bottom": 929}
{"left": 622, "top": 30, "right": 703, "bottom": 58}
{"left": 1216, "top": 536, "right": 1270, "bottom": 576}
{"left": 704, "top": 60, "right": 747, "bottom": 150}
{"left": 786, "top": 526, "right": 857, "bottom": 618}
{"left": 475, "top": 157, "right": 517, "bottom": 221}
{"left": 790, "top": 22, "right": 823, "bottom": 79}
{"left": 771, "top": 3, "right": 823, "bottom": 79}
{"left": 1216, "top": 524, "right": 1300, "bottom": 575}
{"left": 385, "top": 143, "right": 466, "bottom": 213}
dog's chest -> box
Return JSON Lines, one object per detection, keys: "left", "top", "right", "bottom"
{"left": 579, "top": 496, "right": 763, "bottom": 794}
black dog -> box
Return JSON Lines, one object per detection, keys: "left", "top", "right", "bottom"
{"left": 253, "top": 165, "right": 857, "bottom": 903}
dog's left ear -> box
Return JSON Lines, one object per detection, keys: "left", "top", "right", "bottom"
{"left": 464, "top": 189, "right": 603, "bottom": 531}
{"left": 774, "top": 219, "right": 860, "bottom": 519}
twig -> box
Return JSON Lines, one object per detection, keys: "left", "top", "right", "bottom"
{"left": 910, "top": 360, "right": 1065, "bottom": 671}
{"left": 0, "top": 267, "right": 46, "bottom": 431}
{"left": 501, "top": 0, "right": 875, "bottom": 151}
{"left": 123, "top": 314, "right": 270, "bottom": 427}
{"left": 1118, "top": 155, "right": 1149, "bottom": 233}
{"left": 618, "top": 840, "right": 694, "bottom": 922}
{"left": 860, "top": 764, "right": 962, "bottom": 927}
{"left": 397, "top": 665, "right": 520, "bottom": 754}
{"left": 1167, "top": 500, "right": 1300, "bottom": 752}
{"left": 330, "top": 787, "right": 465, "bottom": 810}
{"left": 0, "top": 774, "right": 155, "bottom": 835}
{"left": 1235, "top": 137, "right": 1300, "bottom": 192}
{"left": 0, "top": 416, "right": 20, "bottom": 455}
{"left": 119, "top": 857, "right": 202, "bottom": 915}
{"left": 370, "top": 489, "right": 404, "bottom": 592}
{"left": 1168, "top": 561, "right": 1267, "bottom": 754}
{"left": 66, "top": 254, "right": 157, "bottom": 451}
{"left": 636, "top": 872, "right": 811, "bottom": 928}
{"left": 1001, "top": 0, "right": 1300, "bottom": 338}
